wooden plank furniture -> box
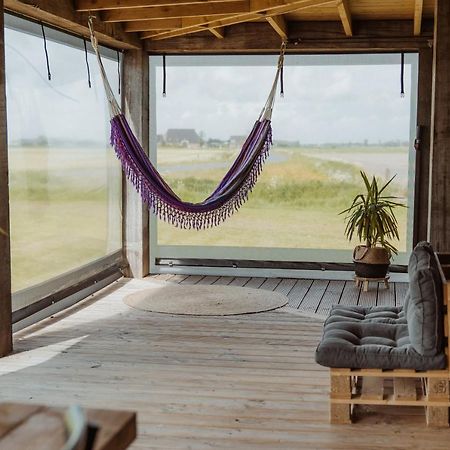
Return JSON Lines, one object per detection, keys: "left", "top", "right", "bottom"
{"left": 355, "top": 276, "right": 389, "bottom": 292}
{"left": 328, "top": 253, "right": 450, "bottom": 426}
{"left": 0, "top": 403, "right": 137, "bottom": 450}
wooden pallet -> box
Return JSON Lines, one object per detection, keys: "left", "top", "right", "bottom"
{"left": 329, "top": 253, "right": 450, "bottom": 427}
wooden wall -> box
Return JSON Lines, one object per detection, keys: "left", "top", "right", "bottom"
{"left": 122, "top": 50, "right": 150, "bottom": 278}
{"left": 429, "top": 0, "right": 450, "bottom": 252}
{"left": 0, "top": 0, "right": 12, "bottom": 357}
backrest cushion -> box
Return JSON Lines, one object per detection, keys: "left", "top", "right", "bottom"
{"left": 407, "top": 241, "right": 444, "bottom": 356}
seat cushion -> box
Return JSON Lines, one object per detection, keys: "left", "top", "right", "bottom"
{"left": 407, "top": 241, "right": 444, "bottom": 356}
{"left": 315, "top": 321, "right": 446, "bottom": 370}
{"left": 325, "top": 305, "right": 406, "bottom": 325}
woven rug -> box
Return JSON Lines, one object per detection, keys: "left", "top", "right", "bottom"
{"left": 124, "top": 282, "right": 288, "bottom": 316}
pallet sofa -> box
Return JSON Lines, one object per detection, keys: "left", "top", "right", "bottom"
{"left": 315, "top": 242, "right": 450, "bottom": 426}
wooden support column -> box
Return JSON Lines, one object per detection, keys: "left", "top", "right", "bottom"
{"left": 413, "top": 47, "right": 433, "bottom": 244}
{"left": 0, "top": 0, "right": 12, "bottom": 357}
{"left": 429, "top": 0, "right": 450, "bottom": 252}
{"left": 122, "top": 50, "right": 150, "bottom": 278}
{"left": 330, "top": 373, "right": 352, "bottom": 424}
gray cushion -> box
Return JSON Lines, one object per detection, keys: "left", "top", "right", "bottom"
{"left": 407, "top": 241, "right": 444, "bottom": 356}
{"left": 325, "top": 305, "right": 406, "bottom": 325}
{"left": 315, "top": 321, "right": 446, "bottom": 370}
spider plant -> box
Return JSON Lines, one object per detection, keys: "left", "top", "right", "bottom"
{"left": 340, "top": 171, "right": 406, "bottom": 256}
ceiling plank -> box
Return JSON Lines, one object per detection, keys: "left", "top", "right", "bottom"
{"left": 4, "top": 0, "right": 141, "bottom": 49}
{"left": 76, "top": 0, "right": 241, "bottom": 11}
{"left": 414, "top": 0, "right": 424, "bottom": 36}
{"left": 336, "top": 0, "right": 352, "bottom": 36}
{"left": 208, "top": 26, "right": 225, "bottom": 38}
{"left": 266, "top": 14, "right": 288, "bottom": 40}
{"left": 125, "top": 14, "right": 231, "bottom": 32}
{"left": 125, "top": 18, "right": 182, "bottom": 32}
{"left": 145, "top": 0, "right": 335, "bottom": 40}
{"left": 102, "top": 1, "right": 250, "bottom": 22}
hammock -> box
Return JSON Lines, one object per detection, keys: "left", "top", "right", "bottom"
{"left": 89, "top": 19, "right": 285, "bottom": 230}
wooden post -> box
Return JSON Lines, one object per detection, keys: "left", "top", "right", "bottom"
{"left": 330, "top": 373, "right": 352, "bottom": 424}
{"left": 426, "top": 378, "right": 449, "bottom": 427}
{"left": 413, "top": 47, "right": 432, "bottom": 244}
{"left": 429, "top": 0, "right": 450, "bottom": 252}
{"left": 122, "top": 49, "right": 150, "bottom": 278}
{"left": 0, "top": 0, "right": 12, "bottom": 357}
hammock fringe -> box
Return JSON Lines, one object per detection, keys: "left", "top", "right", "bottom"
{"left": 111, "top": 117, "right": 272, "bottom": 230}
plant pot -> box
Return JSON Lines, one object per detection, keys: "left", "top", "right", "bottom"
{"left": 353, "top": 245, "right": 390, "bottom": 278}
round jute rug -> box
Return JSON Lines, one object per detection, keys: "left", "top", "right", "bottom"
{"left": 124, "top": 283, "right": 288, "bottom": 316}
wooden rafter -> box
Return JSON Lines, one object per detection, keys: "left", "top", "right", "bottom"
{"left": 266, "top": 14, "right": 288, "bottom": 40}
{"left": 209, "top": 26, "right": 225, "bottom": 38}
{"left": 102, "top": 1, "right": 250, "bottom": 22}
{"left": 76, "top": 0, "right": 240, "bottom": 11}
{"left": 4, "top": 0, "right": 141, "bottom": 49}
{"left": 337, "top": 0, "right": 352, "bottom": 37}
{"left": 414, "top": 0, "right": 424, "bottom": 36}
{"left": 144, "top": 0, "right": 335, "bottom": 40}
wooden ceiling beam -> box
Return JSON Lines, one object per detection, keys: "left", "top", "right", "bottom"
{"left": 414, "top": 0, "right": 424, "bottom": 36}
{"left": 266, "top": 14, "right": 288, "bottom": 40}
{"left": 4, "top": 0, "right": 141, "bottom": 49}
{"left": 76, "top": 0, "right": 240, "bottom": 11}
{"left": 337, "top": 0, "right": 352, "bottom": 36}
{"left": 208, "top": 26, "right": 225, "bottom": 38}
{"left": 146, "top": 0, "right": 335, "bottom": 40}
{"left": 102, "top": 1, "right": 250, "bottom": 22}
{"left": 146, "top": 20, "right": 434, "bottom": 53}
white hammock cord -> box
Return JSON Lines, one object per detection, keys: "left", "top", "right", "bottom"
{"left": 88, "top": 17, "right": 286, "bottom": 121}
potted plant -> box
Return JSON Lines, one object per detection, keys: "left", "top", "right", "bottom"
{"left": 340, "top": 171, "right": 406, "bottom": 278}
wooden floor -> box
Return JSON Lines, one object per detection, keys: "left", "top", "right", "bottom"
{"left": 3, "top": 277, "right": 449, "bottom": 449}
{"left": 150, "top": 274, "right": 409, "bottom": 316}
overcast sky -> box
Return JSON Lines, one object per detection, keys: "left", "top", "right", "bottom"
{"left": 6, "top": 26, "right": 415, "bottom": 146}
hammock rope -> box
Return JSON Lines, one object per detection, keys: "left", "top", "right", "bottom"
{"left": 88, "top": 18, "right": 286, "bottom": 229}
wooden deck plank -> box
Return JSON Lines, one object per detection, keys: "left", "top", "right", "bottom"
{"left": 180, "top": 275, "right": 205, "bottom": 285}
{"left": 196, "top": 276, "right": 220, "bottom": 285}
{"left": 395, "top": 282, "right": 409, "bottom": 306}
{"left": 299, "top": 280, "right": 329, "bottom": 313}
{"left": 229, "top": 277, "right": 251, "bottom": 287}
{"left": 286, "top": 279, "right": 313, "bottom": 309}
{"left": 259, "top": 278, "right": 282, "bottom": 292}
{"left": 316, "top": 280, "right": 346, "bottom": 316}
{"left": 358, "top": 281, "right": 378, "bottom": 308}
{"left": 274, "top": 279, "right": 297, "bottom": 297}
{"left": 376, "top": 282, "right": 396, "bottom": 306}
{"left": 212, "top": 276, "right": 235, "bottom": 285}
{"left": 339, "top": 280, "right": 361, "bottom": 306}
{"left": 3, "top": 278, "right": 450, "bottom": 449}
{"left": 243, "top": 277, "right": 266, "bottom": 289}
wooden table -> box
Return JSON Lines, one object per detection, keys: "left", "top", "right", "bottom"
{"left": 0, "top": 403, "right": 136, "bottom": 450}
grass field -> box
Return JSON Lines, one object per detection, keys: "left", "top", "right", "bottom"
{"left": 157, "top": 145, "right": 409, "bottom": 252}
{"left": 8, "top": 146, "right": 121, "bottom": 293}
{"left": 8, "top": 143, "right": 410, "bottom": 293}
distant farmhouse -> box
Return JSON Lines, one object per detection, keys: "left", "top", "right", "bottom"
{"left": 165, "top": 129, "right": 201, "bottom": 147}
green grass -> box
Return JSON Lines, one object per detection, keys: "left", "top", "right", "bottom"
{"left": 8, "top": 144, "right": 410, "bottom": 292}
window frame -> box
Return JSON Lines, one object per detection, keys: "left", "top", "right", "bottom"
{"left": 148, "top": 52, "right": 419, "bottom": 277}
{"left": 6, "top": 13, "right": 125, "bottom": 324}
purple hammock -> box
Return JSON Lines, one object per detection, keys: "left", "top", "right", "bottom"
{"left": 89, "top": 19, "right": 285, "bottom": 230}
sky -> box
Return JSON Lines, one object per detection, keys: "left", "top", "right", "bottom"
{"left": 5, "top": 26, "right": 415, "bottom": 146}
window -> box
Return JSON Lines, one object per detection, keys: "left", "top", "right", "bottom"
{"left": 150, "top": 53, "right": 417, "bottom": 272}
{"left": 6, "top": 15, "right": 122, "bottom": 306}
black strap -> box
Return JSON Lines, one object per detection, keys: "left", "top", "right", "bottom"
{"left": 40, "top": 23, "right": 51, "bottom": 81}
{"left": 117, "top": 50, "right": 121, "bottom": 95}
{"left": 83, "top": 38, "right": 92, "bottom": 88}
{"left": 162, "top": 54, "right": 167, "bottom": 97}
{"left": 400, "top": 52, "right": 405, "bottom": 97}
{"left": 280, "top": 64, "right": 284, "bottom": 97}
